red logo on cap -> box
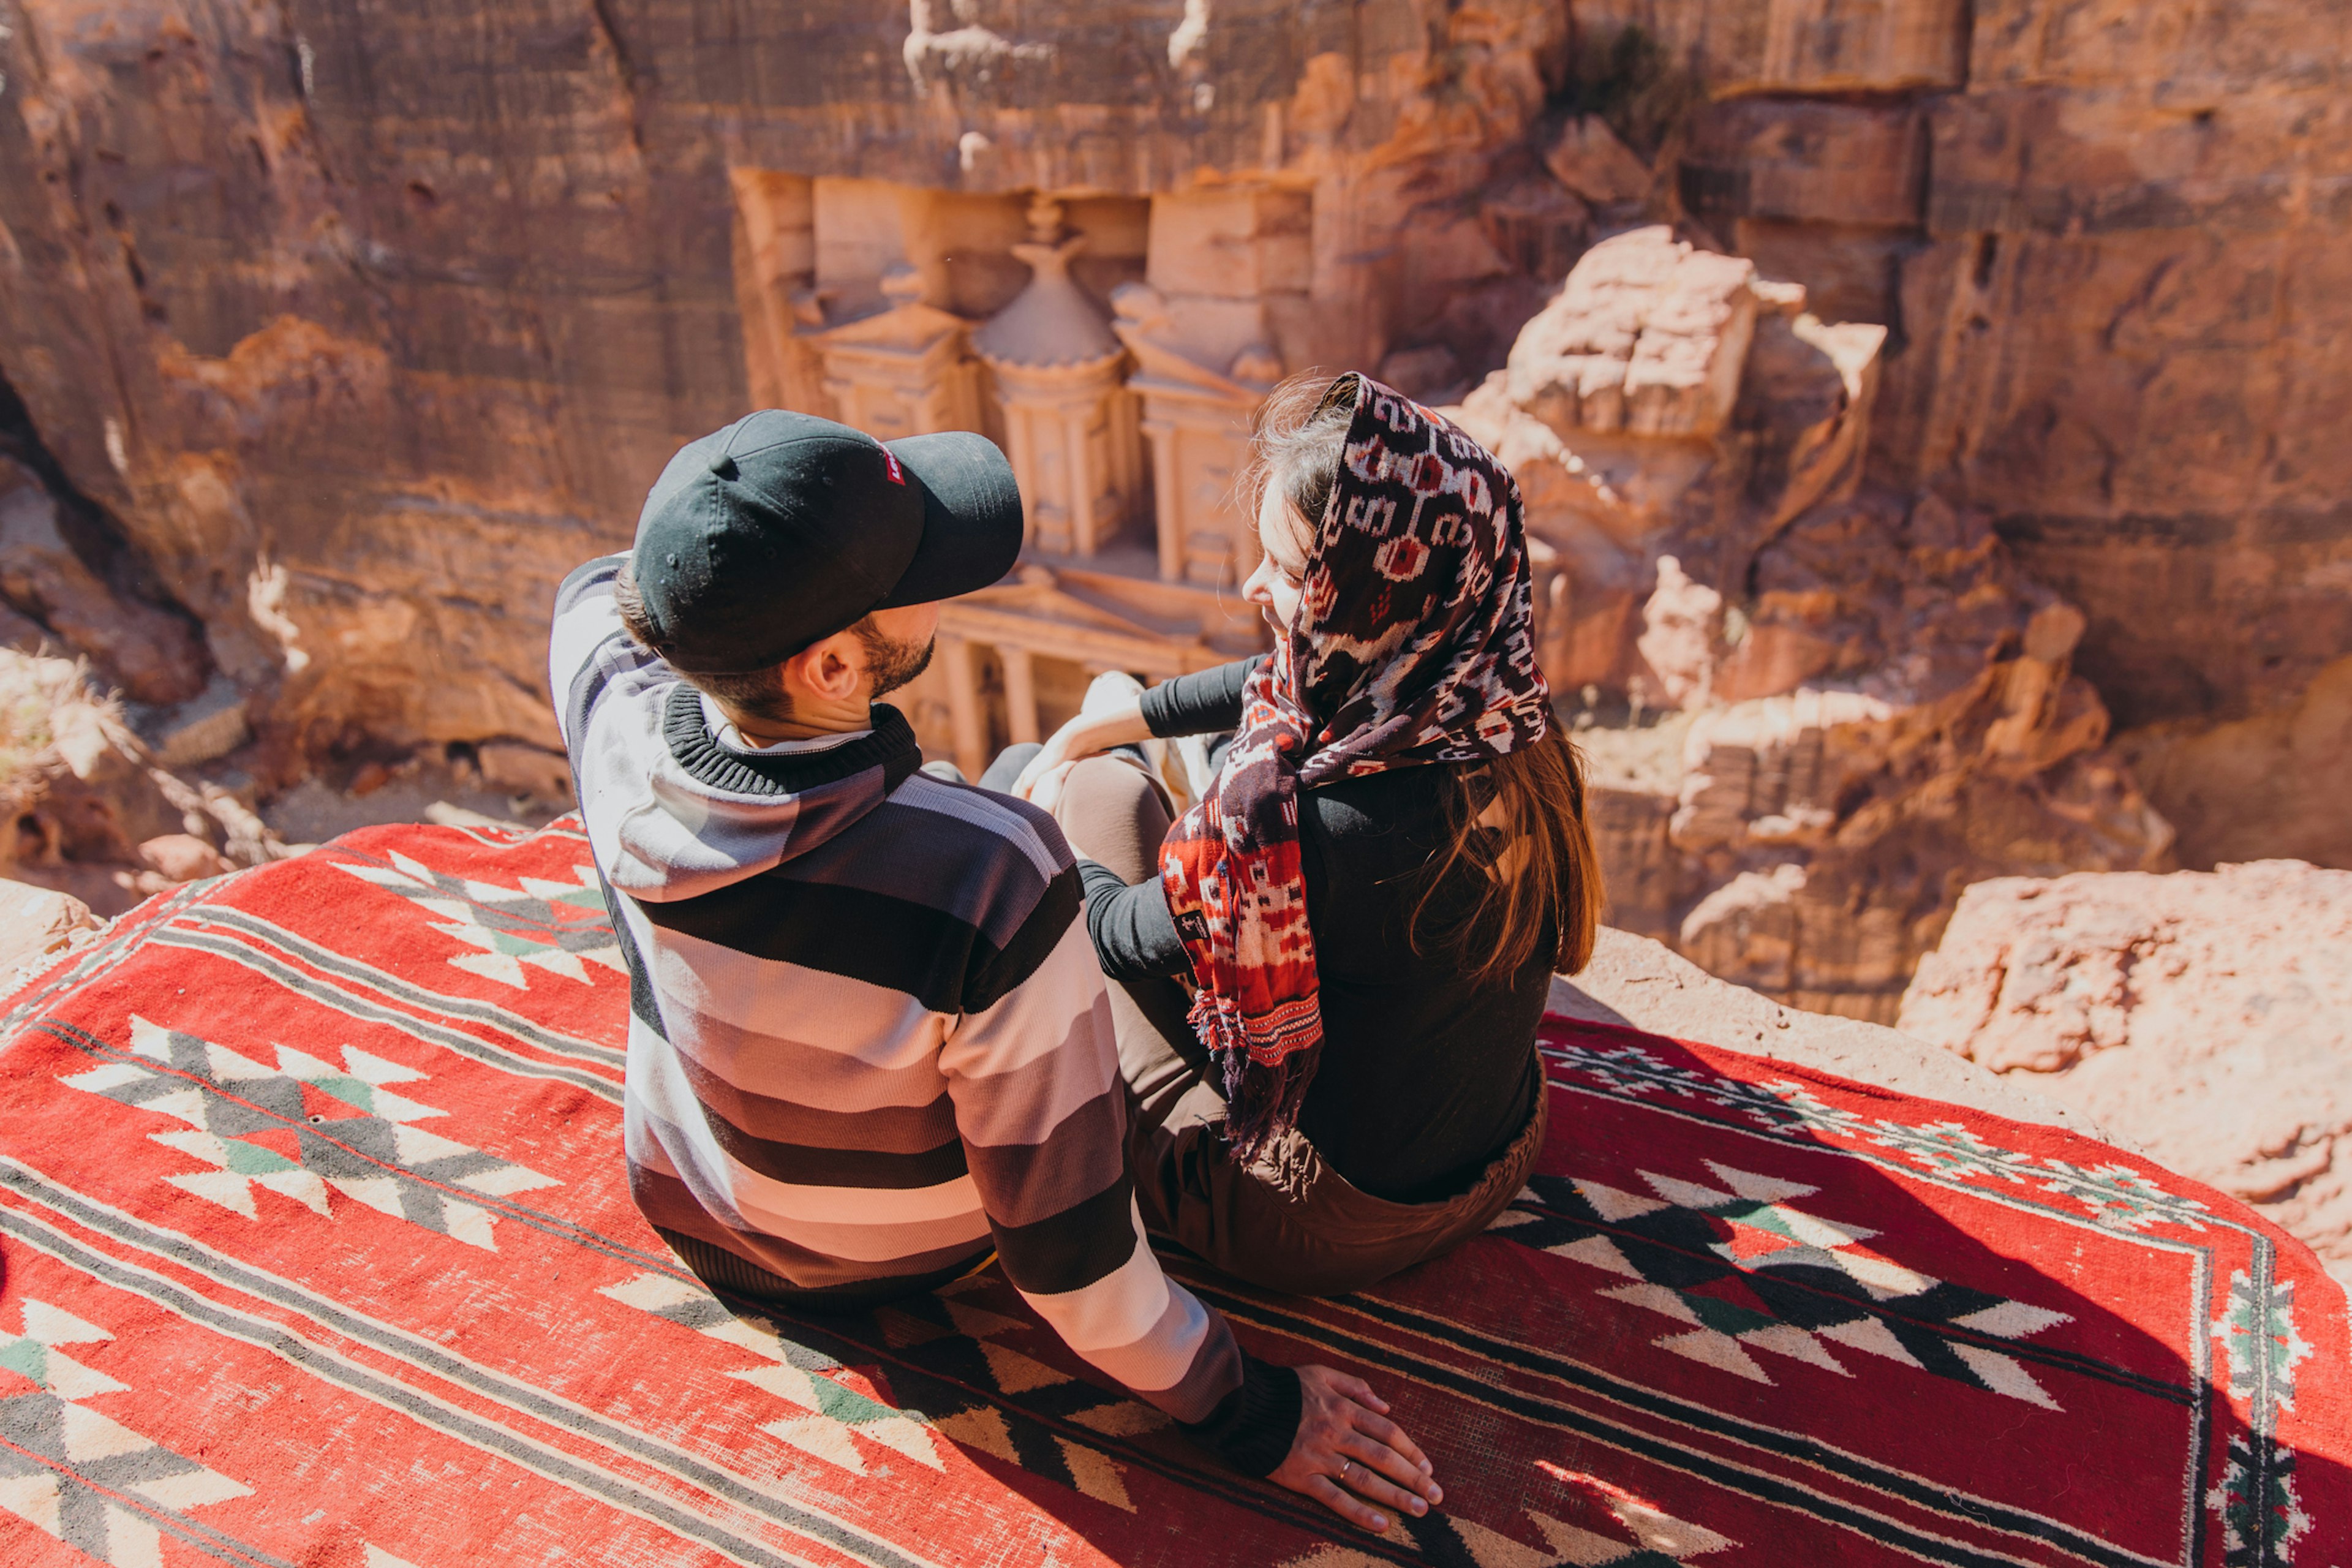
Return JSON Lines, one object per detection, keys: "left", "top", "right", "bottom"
{"left": 882, "top": 451, "right": 906, "bottom": 485}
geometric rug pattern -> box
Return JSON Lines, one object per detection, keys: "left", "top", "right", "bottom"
{"left": 0, "top": 816, "right": 2342, "bottom": 1566}
{"left": 1491, "top": 1163, "right": 2079, "bottom": 1405}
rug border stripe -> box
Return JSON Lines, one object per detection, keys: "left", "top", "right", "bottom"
{"left": 1196, "top": 1281, "right": 2079, "bottom": 1568}
{"left": 182, "top": 903, "right": 624, "bottom": 1066}
{"left": 0, "top": 1196, "right": 834, "bottom": 1568}
{"left": 0, "top": 1158, "right": 952, "bottom": 1568}
{"left": 26, "top": 1017, "right": 1380, "bottom": 1565}
{"left": 692, "top": 1278, "right": 1411, "bottom": 1563}
{"left": 0, "top": 1426, "right": 300, "bottom": 1568}
{"left": 1185, "top": 1274, "right": 2183, "bottom": 1568}
{"left": 1228, "top": 1277, "right": 2185, "bottom": 1568}
{"left": 0, "top": 884, "right": 206, "bottom": 1039}
{"left": 140, "top": 927, "right": 624, "bottom": 1102}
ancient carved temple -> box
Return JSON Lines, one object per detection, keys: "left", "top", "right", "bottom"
{"left": 731, "top": 175, "right": 1307, "bottom": 777}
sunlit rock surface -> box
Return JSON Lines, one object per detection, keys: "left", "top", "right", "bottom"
{"left": 1902, "top": 862, "right": 2352, "bottom": 1286}
{"left": 1554, "top": 926, "right": 2107, "bottom": 1142}
{"left": 1460, "top": 234, "right": 2169, "bottom": 1021}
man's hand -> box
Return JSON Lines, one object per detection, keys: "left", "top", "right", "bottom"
{"left": 1011, "top": 701, "right": 1152, "bottom": 799}
{"left": 1016, "top": 759, "right": 1078, "bottom": 826}
{"left": 1010, "top": 718, "right": 1091, "bottom": 800}
{"left": 1268, "top": 1365, "right": 1441, "bottom": 1532}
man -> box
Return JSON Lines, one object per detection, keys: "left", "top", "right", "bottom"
{"left": 549, "top": 410, "right": 1440, "bottom": 1528}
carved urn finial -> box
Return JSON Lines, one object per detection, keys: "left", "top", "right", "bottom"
{"left": 974, "top": 191, "right": 1140, "bottom": 556}
{"left": 1025, "top": 194, "right": 1067, "bottom": 246}
{"left": 974, "top": 203, "right": 1118, "bottom": 371}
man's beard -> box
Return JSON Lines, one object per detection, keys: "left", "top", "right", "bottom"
{"left": 854, "top": 621, "right": 936, "bottom": 698}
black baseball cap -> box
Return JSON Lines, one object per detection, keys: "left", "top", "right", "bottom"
{"left": 628, "top": 410, "right": 1023, "bottom": 673}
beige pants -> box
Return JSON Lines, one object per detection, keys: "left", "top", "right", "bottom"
{"left": 1052, "top": 756, "right": 1548, "bottom": 1298}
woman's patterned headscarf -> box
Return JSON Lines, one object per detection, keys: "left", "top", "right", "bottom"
{"left": 1157, "top": 373, "right": 1552, "bottom": 1158}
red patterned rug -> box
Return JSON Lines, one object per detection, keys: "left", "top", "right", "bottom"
{"left": 0, "top": 818, "right": 2342, "bottom": 1567}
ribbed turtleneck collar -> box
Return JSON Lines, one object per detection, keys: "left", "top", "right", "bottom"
{"left": 662, "top": 682, "right": 921, "bottom": 797}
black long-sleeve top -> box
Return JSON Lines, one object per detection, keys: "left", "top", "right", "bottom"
{"left": 1078, "top": 658, "right": 1548, "bottom": 1204}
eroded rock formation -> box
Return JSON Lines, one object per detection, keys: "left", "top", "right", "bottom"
{"left": 1901, "top": 863, "right": 2352, "bottom": 1287}
{"left": 1451, "top": 229, "right": 2171, "bottom": 1019}
{"left": 1588, "top": 0, "right": 2352, "bottom": 875}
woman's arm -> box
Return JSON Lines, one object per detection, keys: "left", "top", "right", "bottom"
{"left": 1077, "top": 861, "right": 1191, "bottom": 982}
{"left": 1137, "top": 657, "right": 1263, "bottom": 739}
{"left": 1012, "top": 656, "right": 1262, "bottom": 798}
{"left": 1012, "top": 704, "right": 1154, "bottom": 796}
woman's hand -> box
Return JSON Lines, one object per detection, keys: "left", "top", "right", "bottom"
{"left": 1268, "top": 1365, "right": 1441, "bottom": 1532}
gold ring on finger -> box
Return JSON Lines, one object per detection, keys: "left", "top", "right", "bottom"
{"left": 1339, "top": 1459, "right": 1353, "bottom": 1483}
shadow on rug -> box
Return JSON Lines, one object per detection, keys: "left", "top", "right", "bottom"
{"left": 0, "top": 818, "right": 2342, "bottom": 1566}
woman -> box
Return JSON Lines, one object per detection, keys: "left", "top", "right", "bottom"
{"left": 1011, "top": 371, "right": 1602, "bottom": 1296}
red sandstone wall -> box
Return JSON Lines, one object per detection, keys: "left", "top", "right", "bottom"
{"left": 0, "top": 0, "right": 1567, "bottom": 764}
{"left": 1607, "top": 0, "right": 2352, "bottom": 866}
{"left": 0, "top": 1, "right": 2343, "bottom": 869}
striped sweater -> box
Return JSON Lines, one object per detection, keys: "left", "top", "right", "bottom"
{"left": 549, "top": 556, "right": 1294, "bottom": 1469}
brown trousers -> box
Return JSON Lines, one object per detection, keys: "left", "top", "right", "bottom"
{"left": 1051, "top": 753, "right": 1548, "bottom": 1298}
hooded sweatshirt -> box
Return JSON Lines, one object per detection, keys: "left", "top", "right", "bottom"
{"left": 549, "top": 554, "right": 1296, "bottom": 1469}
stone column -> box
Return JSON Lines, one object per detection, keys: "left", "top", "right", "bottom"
{"left": 1000, "top": 644, "right": 1040, "bottom": 746}
{"left": 938, "top": 635, "right": 988, "bottom": 783}
{"left": 1138, "top": 402, "right": 1263, "bottom": 586}
{"left": 729, "top": 171, "right": 829, "bottom": 417}
{"left": 1142, "top": 414, "right": 1184, "bottom": 582}
{"left": 1061, "top": 404, "right": 1104, "bottom": 555}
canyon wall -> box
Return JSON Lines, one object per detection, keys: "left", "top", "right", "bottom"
{"left": 0, "top": 0, "right": 1575, "bottom": 769}
{"left": 1571, "top": 0, "right": 2352, "bottom": 881}
{"left": 0, "top": 1, "right": 2344, "bottom": 1003}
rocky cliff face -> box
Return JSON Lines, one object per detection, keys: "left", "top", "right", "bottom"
{"left": 0, "top": 0, "right": 1575, "bottom": 772}
{"left": 0, "top": 1, "right": 2343, "bottom": 1000}
{"left": 1588, "top": 1, "right": 2352, "bottom": 883}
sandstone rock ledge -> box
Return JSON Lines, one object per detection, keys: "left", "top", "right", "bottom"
{"left": 1901, "top": 862, "right": 2352, "bottom": 1287}
{"left": 1551, "top": 927, "right": 2106, "bottom": 1141}
{"left": 0, "top": 876, "right": 103, "bottom": 991}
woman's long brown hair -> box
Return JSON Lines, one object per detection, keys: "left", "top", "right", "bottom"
{"left": 1246, "top": 371, "right": 1604, "bottom": 983}
{"left": 1416, "top": 726, "right": 1604, "bottom": 983}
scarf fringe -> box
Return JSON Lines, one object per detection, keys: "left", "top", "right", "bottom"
{"left": 1189, "top": 987, "right": 1324, "bottom": 1161}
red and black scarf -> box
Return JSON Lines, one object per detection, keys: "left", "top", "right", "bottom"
{"left": 1158, "top": 374, "right": 1553, "bottom": 1158}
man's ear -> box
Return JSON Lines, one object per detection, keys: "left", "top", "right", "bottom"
{"left": 780, "top": 630, "right": 863, "bottom": 705}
